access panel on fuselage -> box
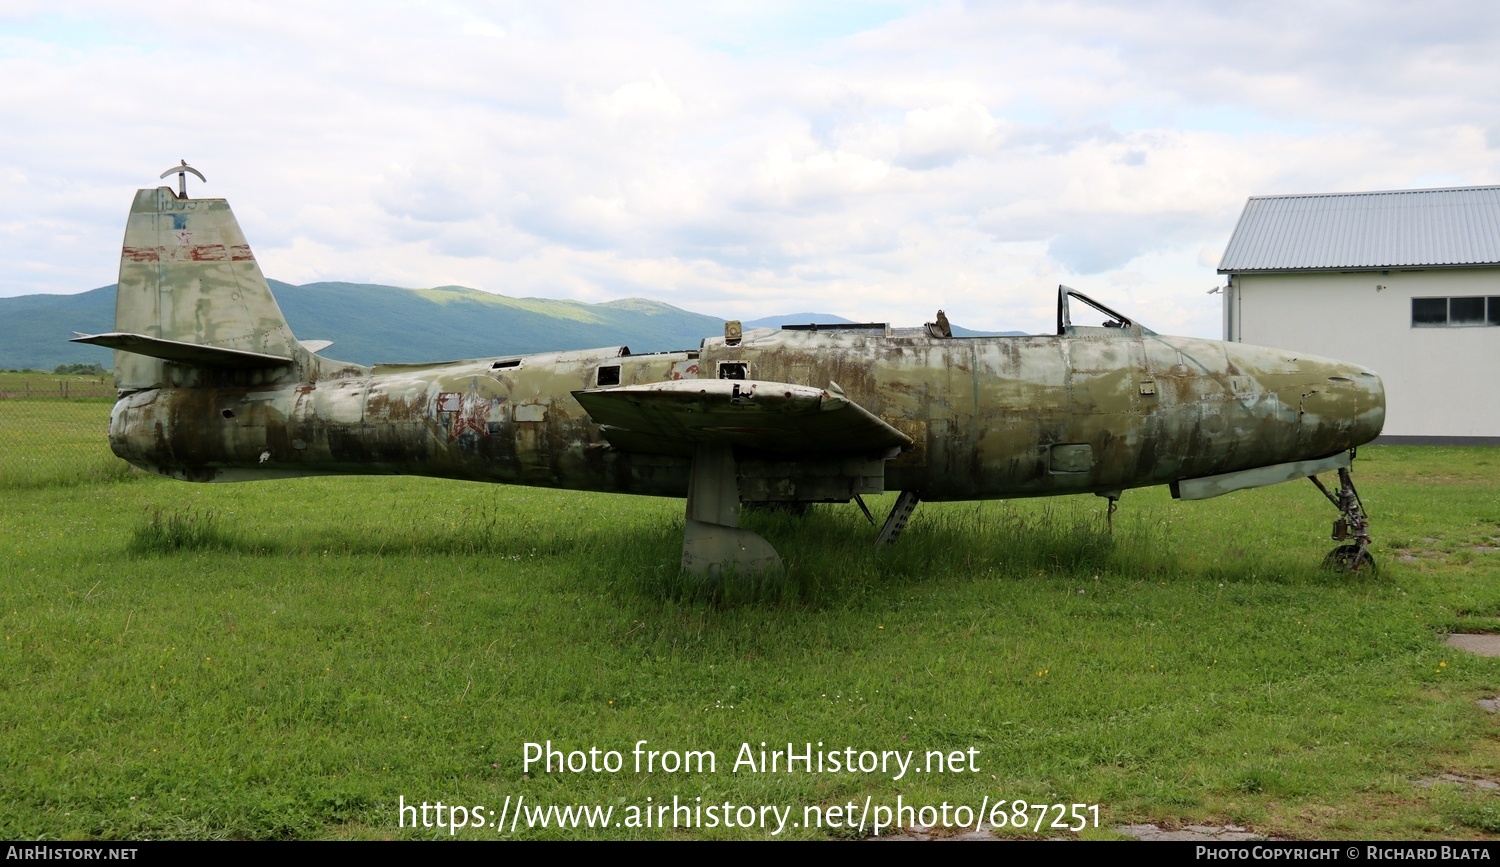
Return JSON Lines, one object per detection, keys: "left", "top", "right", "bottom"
{"left": 952, "top": 337, "right": 1072, "bottom": 499}
{"left": 1055, "top": 329, "right": 1146, "bottom": 492}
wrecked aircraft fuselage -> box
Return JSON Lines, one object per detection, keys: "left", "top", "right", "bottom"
{"left": 82, "top": 185, "right": 1386, "bottom": 577}
{"left": 109, "top": 323, "right": 1384, "bottom": 500}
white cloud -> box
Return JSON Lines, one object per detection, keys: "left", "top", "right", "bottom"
{"left": 1, "top": 0, "right": 1497, "bottom": 342}
{"left": 895, "top": 102, "right": 1002, "bottom": 169}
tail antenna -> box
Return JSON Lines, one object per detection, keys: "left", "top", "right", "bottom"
{"left": 159, "top": 160, "right": 206, "bottom": 199}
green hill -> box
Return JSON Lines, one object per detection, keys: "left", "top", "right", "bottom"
{"left": 267, "top": 281, "right": 727, "bottom": 365}
{"left": 0, "top": 285, "right": 118, "bottom": 370}
{"left": 0, "top": 282, "right": 729, "bottom": 370}
{"left": 0, "top": 282, "right": 1014, "bottom": 370}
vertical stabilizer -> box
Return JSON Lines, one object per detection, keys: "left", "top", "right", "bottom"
{"left": 111, "top": 187, "right": 299, "bottom": 389}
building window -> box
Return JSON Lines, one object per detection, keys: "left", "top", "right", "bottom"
{"left": 1412, "top": 296, "right": 1500, "bottom": 327}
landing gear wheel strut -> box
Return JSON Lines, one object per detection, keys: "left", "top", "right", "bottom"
{"left": 1309, "top": 455, "right": 1375, "bottom": 574}
{"left": 1096, "top": 490, "right": 1122, "bottom": 535}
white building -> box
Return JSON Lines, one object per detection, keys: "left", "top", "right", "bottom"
{"left": 1219, "top": 185, "right": 1500, "bottom": 443}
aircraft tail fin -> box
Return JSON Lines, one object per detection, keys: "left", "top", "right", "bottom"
{"left": 95, "top": 187, "right": 302, "bottom": 389}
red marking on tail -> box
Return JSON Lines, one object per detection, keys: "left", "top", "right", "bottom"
{"left": 122, "top": 245, "right": 257, "bottom": 262}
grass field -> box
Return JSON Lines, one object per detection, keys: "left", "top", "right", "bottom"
{"left": 0, "top": 370, "right": 115, "bottom": 398}
{"left": 0, "top": 399, "right": 130, "bottom": 488}
{"left": 2, "top": 401, "right": 1499, "bottom": 840}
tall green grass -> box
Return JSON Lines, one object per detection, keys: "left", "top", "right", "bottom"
{"left": 0, "top": 447, "right": 1497, "bottom": 840}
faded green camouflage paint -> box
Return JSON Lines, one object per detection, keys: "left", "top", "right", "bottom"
{"left": 690, "top": 326, "right": 1383, "bottom": 500}
{"left": 92, "top": 188, "right": 1385, "bottom": 519}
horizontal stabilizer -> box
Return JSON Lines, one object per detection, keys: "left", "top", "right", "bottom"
{"left": 299, "top": 339, "right": 334, "bottom": 354}
{"left": 70, "top": 332, "right": 294, "bottom": 368}
{"left": 574, "top": 379, "right": 912, "bottom": 456}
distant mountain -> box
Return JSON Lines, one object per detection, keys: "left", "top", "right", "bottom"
{"left": 266, "top": 281, "right": 726, "bottom": 365}
{"left": 742, "top": 313, "right": 855, "bottom": 329}
{"left": 742, "top": 311, "right": 1020, "bottom": 338}
{"left": 0, "top": 282, "right": 1020, "bottom": 370}
{"left": 0, "top": 285, "right": 117, "bottom": 370}
{"left": 952, "top": 324, "right": 1024, "bottom": 338}
{"left": 0, "top": 282, "right": 729, "bottom": 370}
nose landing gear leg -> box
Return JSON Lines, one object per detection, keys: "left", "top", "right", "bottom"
{"left": 1309, "top": 454, "right": 1374, "bottom": 574}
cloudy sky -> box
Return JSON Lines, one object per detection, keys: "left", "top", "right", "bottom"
{"left": 3, "top": 1, "right": 1497, "bottom": 337}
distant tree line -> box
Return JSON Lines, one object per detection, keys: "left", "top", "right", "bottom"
{"left": 52, "top": 363, "right": 109, "bottom": 376}
{"left": 0, "top": 364, "right": 111, "bottom": 376}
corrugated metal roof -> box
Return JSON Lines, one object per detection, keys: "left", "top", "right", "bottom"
{"left": 1218, "top": 185, "right": 1500, "bottom": 272}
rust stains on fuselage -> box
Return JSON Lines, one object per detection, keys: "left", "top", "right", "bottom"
{"left": 107, "top": 324, "right": 1385, "bottom": 502}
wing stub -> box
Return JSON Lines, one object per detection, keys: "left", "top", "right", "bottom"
{"left": 573, "top": 379, "right": 912, "bottom": 457}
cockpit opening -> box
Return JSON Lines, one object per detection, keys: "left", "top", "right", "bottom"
{"left": 1057, "top": 285, "right": 1154, "bottom": 336}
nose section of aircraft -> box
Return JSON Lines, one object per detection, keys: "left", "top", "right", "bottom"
{"left": 1343, "top": 364, "right": 1385, "bottom": 447}
{"left": 1217, "top": 342, "right": 1385, "bottom": 461}
{"left": 1294, "top": 358, "right": 1386, "bottom": 453}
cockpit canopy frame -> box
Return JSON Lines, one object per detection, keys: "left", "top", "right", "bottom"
{"left": 1057, "top": 285, "right": 1155, "bottom": 336}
